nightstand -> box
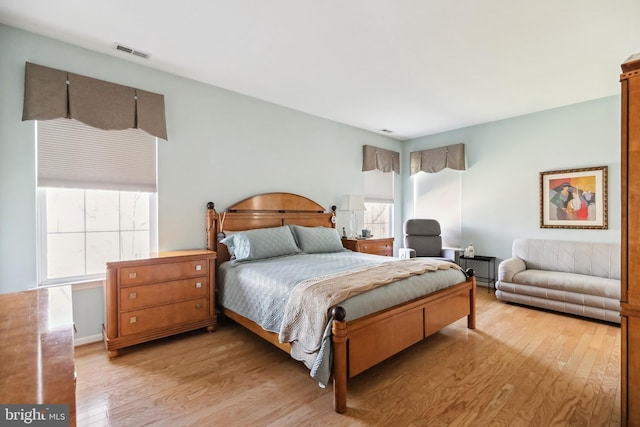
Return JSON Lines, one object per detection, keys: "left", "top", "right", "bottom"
{"left": 342, "top": 237, "right": 394, "bottom": 256}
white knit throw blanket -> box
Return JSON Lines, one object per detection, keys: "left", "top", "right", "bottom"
{"left": 279, "top": 258, "right": 462, "bottom": 367}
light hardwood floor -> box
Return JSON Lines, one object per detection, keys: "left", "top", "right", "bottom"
{"left": 75, "top": 290, "right": 620, "bottom": 426}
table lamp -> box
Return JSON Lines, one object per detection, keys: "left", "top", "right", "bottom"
{"left": 340, "top": 195, "right": 366, "bottom": 238}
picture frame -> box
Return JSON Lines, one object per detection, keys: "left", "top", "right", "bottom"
{"left": 540, "top": 166, "right": 608, "bottom": 229}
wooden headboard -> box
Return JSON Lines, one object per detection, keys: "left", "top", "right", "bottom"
{"left": 207, "top": 192, "right": 337, "bottom": 265}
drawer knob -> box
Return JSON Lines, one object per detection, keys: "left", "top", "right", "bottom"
{"left": 129, "top": 316, "right": 137, "bottom": 323}
{"left": 195, "top": 303, "right": 203, "bottom": 309}
{"left": 129, "top": 292, "right": 137, "bottom": 299}
{"left": 195, "top": 282, "right": 202, "bottom": 288}
{"left": 195, "top": 265, "right": 202, "bottom": 271}
{"left": 128, "top": 272, "right": 137, "bottom": 279}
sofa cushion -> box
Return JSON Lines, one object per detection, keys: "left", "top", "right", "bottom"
{"left": 512, "top": 269, "right": 620, "bottom": 300}
{"left": 512, "top": 239, "right": 620, "bottom": 280}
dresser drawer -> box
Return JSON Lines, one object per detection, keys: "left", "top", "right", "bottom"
{"left": 342, "top": 238, "right": 394, "bottom": 256}
{"left": 119, "top": 259, "right": 208, "bottom": 286}
{"left": 119, "top": 278, "right": 209, "bottom": 311}
{"left": 360, "top": 241, "right": 393, "bottom": 256}
{"left": 119, "top": 297, "right": 210, "bottom": 336}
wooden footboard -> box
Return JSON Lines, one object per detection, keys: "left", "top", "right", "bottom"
{"left": 219, "top": 273, "right": 476, "bottom": 414}
{"left": 331, "top": 272, "right": 476, "bottom": 413}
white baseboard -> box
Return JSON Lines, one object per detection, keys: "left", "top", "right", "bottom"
{"left": 74, "top": 334, "right": 103, "bottom": 346}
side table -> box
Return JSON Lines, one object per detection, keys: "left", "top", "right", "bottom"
{"left": 341, "top": 237, "right": 394, "bottom": 256}
{"left": 459, "top": 255, "right": 496, "bottom": 292}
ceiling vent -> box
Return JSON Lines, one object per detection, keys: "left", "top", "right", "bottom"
{"left": 114, "top": 43, "right": 151, "bottom": 60}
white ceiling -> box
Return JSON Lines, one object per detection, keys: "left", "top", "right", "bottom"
{"left": 1, "top": 1, "right": 639, "bottom": 140}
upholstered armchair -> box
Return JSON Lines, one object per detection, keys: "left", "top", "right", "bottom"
{"left": 399, "top": 219, "right": 459, "bottom": 263}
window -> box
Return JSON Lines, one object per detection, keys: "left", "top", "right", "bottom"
{"left": 364, "top": 201, "right": 393, "bottom": 238}
{"left": 412, "top": 167, "right": 462, "bottom": 248}
{"left": 38, "top": 188, "right": 156, "bottom": 284}
{"left": 36, "top": 119, "right": 158, "bottom": 286}
{"left": 364, "top": 169, "right": 394, "bottom": 238}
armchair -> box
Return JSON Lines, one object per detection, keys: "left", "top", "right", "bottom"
{"left": 399, "top": 219, "right": 459, "bottom": 263}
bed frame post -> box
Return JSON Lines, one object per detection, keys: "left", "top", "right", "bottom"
{"left": 466, "top": 268, "right": 477, "bottom": 329}
{"left": 206, "top": 202, "right": 216, "bottom": 251}
{"left": 331, "top": 306, "right": 348, "bottom": 413}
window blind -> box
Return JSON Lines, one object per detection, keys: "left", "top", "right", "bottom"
{"left": 364, "top": 169, "right": 394, "bottom": 203}
{"left": 37, "top": 118, "right": 157, "bottom": 192}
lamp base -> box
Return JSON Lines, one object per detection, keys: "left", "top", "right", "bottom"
{"left": 349, "top": 210, "right": 357, "bottom": 238}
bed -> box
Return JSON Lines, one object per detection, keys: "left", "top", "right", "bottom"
{"left": 206, "top": 192, "right": 476, "bottom": 413}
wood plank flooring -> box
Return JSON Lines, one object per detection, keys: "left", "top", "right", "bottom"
{"left": 75, "top": 291, "right": 620, "bottom": 426}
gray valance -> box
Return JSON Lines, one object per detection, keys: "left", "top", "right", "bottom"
{"left": 22, "top": 62, "right": 168, "bottom": 140}
{"left": 410, "top": 143, "right": 465, "bottom": 175}
{"left": 362, "top": 145, "right": 400, "bottom": 175}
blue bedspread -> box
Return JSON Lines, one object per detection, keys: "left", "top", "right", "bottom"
{"left": 218, "top": 251, "right": 467, "bottom": 386}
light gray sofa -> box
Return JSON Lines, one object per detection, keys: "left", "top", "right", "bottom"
{"left": 495, "top": 238, "right": 620, "bottom": 323}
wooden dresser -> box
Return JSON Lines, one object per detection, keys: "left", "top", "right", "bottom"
{"left": 0, "top": 286, "right": 76, "bottom": 426}
{"left": 103, "top": 249, "right": 216, "bottom": 357}
{"left": 342, "top": 237, "right": 394, "bottom": 256}
{"left": 621, "top": 53, "right": 640, "bottom": 427}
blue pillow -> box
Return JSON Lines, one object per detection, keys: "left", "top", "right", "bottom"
{"left": 290, "top": 225, "right": 345, "bottom": 254}
{"left": 220, "top": 226, "right": 300, "bottom": 261}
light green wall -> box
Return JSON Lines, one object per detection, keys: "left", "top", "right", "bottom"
{"left": 0, "top": 24, "right": 401, "bottom": 340}
{"left": 403, "top": 96, "right": 621, "bottom": 262}
{"left": 0, "top": 23, "right": 402, "bottom": 292}
{"left": 0, "top": 23, "right": 623, "bottom": 341}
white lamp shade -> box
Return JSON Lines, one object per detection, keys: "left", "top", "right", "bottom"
{"left": 340, "top": 195, "right": 366, "bottom": 211}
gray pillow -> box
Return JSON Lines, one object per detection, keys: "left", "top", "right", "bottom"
{"left": 220, "top": 226, "right": 300, "bottom": 261}
{"left": 290, "top": 225, "right": 345, "bottom": 254}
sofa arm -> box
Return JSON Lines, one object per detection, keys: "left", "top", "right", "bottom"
{"left": 498, "top": 257, "right": 526, "bottom": 282}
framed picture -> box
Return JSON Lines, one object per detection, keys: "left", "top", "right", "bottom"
{"left": 540, "top": 166, "right": 608, "bottom": 229}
